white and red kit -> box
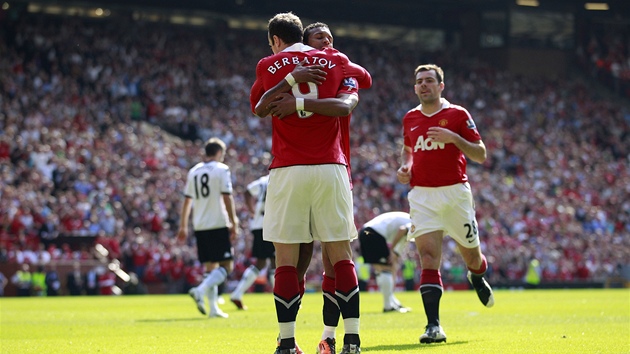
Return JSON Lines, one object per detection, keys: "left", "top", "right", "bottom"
{"left": 249, "top": 43, "right": 364, "bottom": 244}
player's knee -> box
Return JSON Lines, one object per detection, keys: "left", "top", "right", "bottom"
{"left": 419, "top": 253, "right": 441, "bottom": 269}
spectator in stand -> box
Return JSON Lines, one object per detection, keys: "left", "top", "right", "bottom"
{"left": 38, "top": 214, "right": 59, "bottom": 248}
{"left": 45, "top": 263, "right": 61, "bottom": 296}
{"left": 67, "top": 261, "right": 85, "bottom": 295}
{"left": 85, "top": 267, "right": 99, "bottom": 295}
{"left": 97, "top": 266, "right": 117, "bottom": 295}
{"left": 143, "top": 258, "right": 165, "bottom": 284}
{"left": 0, "top": 272, "right": 8, "bottom": 296}
{"left": 130, "top": 239, "right": 150, "bottom": 280}
{"left": 183, "top": 259, "right": 205, "bottom": 294}
{"left": 166, "top": 254, "right": 186, "bottom": 294}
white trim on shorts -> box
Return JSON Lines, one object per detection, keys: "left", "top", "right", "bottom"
{"left": 407, "top": 182, "right": 480, "bottom": 248}
{"left": 263, "top": 164, "right": 357, "bottom": 244}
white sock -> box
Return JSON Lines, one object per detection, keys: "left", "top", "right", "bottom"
{"left": 343, "top": 318, "right": 359, "bottom": 335}
{"left": 207, "top": 285, "right": 219, "bottom": 313}
{"left": 279, "top": 321, "right": 296, "bottom": 340}
{"left": 198, "top": 267, "right": 228, "bottom": 295}
{"left": 321, "top": 325, "right": 336, "bottom": 341}
{"left": 231, "top": 265, "right": 259, "bottom": 300}
{"left": 269, "top": 268, "right": 275, "bottom": 289}
{"left": 376, "top": 272, "right": 394, "bottom": 309}
{"left": 391, "top": 295, "right": 402, "bottom": 308}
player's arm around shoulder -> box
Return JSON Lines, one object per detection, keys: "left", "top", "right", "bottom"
{"left": 254, "top": 60, "right": 327, "bottom": 118}
{"left": 330, "top": 50, "right": 372, "bottom": 89}
{"left": 305, "top": 92, "right": 358, "bottom": 117}
{"left": 267, "top": 91, "right": 358, "bottom": 119}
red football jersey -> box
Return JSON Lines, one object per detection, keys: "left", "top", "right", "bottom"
{"left": 249, "top": 78, "right": 264, "bottom": 112}
{"left": 403, "top": 99, "right": 482, "bottom": 187}
{"left": 336, "top": 77, "right": 359, "bottom": 188}
{"left": 251, "top": 43, "right": 356, "bottom": 169}
{"left": 248, "top": 51, "right": 369, "bottom": 109}
{"left": 323, "top": 47, "right": 372, "bottom": 89}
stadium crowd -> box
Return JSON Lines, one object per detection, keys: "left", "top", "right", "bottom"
{"left": 1, "top": 13, "right": 628, "bottom": 295}
{"left": 576, "top": 18, "right": 630, "bottom": 99}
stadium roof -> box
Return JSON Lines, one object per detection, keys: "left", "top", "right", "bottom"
{"left": 11, "top": 0, "right": 630, "bottom": 28}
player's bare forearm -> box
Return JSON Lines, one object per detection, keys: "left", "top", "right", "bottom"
{"left": 255, "top": 61, "right": 327, "bottom": 118}
{"left": 454, "top": 138, "right": 486, "bottom": 164}
{"left": 306, "top": 94, "right": 358, "bottom": 116}
{"left": 291, "top": 61, "right": 326, "bottom": 85}
{"left": 268, "top": 93, "right": 358, "bottom": 119}
{"left": 397, "top": 146, "right": 413, "bottom": 184}
{"left": 400, "top": 147, "right": 413, "bottom": 169}
{"left": 391, "top": 227, "right": 407, "bottom": 249}
{"left": 255, "top": 81, "right": 291, "bottom": 117}
{"left": 177, "top": 197, "right": 192, "bottom": 241}
{"left": 426, "top": 126, "right": 486, "bottom": 164}
{"left": 244, "top": 191, "right": 255, "bottom": 215}
{"left": 223, "top": 194, "right": 239, "bottom": 230}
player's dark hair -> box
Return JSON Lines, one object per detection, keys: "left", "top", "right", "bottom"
{"left": 268, "top": 12, "right": 303, "bottom": 45}
{"left": 303, "top": 22, "right": 329, "bottom": 44}
{"left": 205, "top": 137, "right": 226, "bottom": 157}
{"left": 414, "top": 64, "right": 444, "bottom": 84}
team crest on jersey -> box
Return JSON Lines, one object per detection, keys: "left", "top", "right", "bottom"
{"left": 466, "top": 117, "right": 476, "bottom": 129}
{"left": 343, "top": 77, "right": 358, "bottom": 90}
{"left": 439, "top": 119, "right": 448, "bottom": 127}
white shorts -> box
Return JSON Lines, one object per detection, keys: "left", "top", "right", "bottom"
{"left": 407, "top": 182, "right": 480, "bottom": 248}
{"left": 263, "top": 164, "right": 357, "bottom": 244}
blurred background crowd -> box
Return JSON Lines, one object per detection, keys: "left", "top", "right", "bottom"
{"left": 0, "top": 3, "right": 628, "bottom": 296}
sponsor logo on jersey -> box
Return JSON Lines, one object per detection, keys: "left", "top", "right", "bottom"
{"left": 414, "top": 135, "right": 445, "bottom": 152}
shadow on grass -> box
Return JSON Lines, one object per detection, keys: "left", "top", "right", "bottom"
{"left": 365, "top": 341, "right": 468, "bottom": 352}
{"left": 136, "top": 317, "right": 209, "bottom": 322}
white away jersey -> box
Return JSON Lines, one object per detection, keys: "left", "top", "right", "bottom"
{"left": 363, "top": 211, "right": 411, "bottom": 244}
{"left": 247, "top": 175, "right": 269, "bottom": 230}
{"left": 183, "top": 161, "right": 233, "bottom": 231}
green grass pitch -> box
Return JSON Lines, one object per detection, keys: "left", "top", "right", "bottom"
{"left": 1, "top": 289, "right": 628, "bottom": 353}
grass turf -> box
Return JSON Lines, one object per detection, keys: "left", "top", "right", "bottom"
{"left": 1, "top": 288, "right": 628, "bottom": 353}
